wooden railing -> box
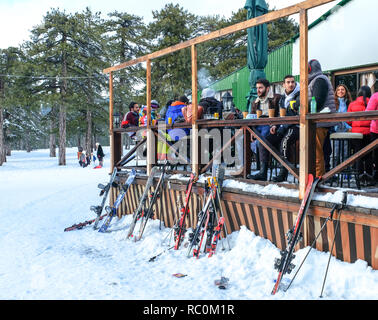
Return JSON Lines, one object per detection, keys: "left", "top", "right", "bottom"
{"left": 103, "top": 0, "right": 378, "bottom": 198}
{"left": 112, "top": 111, "right": 378, "bottom": 189}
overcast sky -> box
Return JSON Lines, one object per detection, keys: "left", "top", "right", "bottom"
{"left": 0, "top": 0, "right": 336, "bottom": 49}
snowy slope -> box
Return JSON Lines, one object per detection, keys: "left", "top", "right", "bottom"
{"left": 0, "top": 147, "right": 377, "bottom": 300}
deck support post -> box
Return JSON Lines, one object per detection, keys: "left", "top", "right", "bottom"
{"left": 146, "top": 59, "right": 154, "bottom": 174}
{"left": 191, "top": 45, "right": 199, "bottom": 175}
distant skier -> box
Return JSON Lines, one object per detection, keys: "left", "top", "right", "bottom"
{"left": 95, "top": 143, "right": 105, "bottom": 169}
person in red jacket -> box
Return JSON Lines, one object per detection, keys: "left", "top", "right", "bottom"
{"left": 347, "top": 86, "right": 373, "bottom": 182}
{"left": 366, "top": 92, "right": 378, "bottom": 182}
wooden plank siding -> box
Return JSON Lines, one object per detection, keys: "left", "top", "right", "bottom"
{"left": 109, "top": 176, "right": 378, "bottom": 269}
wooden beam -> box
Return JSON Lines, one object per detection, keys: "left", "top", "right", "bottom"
{"left": 307, "top": 110, "right": 378, "bottom": 122}
{"left": 200, "top": 128, "right": 243, "bottom": 174}
{"left": 153, "top": 130, "right": 189, "bottom": 165}
{"left": 322, "top": 139, "right": 378, "bottom": 182}
{"left": 109, "top": 71, "right": 114, "bottom": 172}
{"left": 299, "top": 9, "right": 315, "bottom": 199}
{"left": 146, "top": 59, "right": 153, "bottom": 174}
{"left": 247, "top": 127, "right": 299, "bottom": 180}
{"left": 243, "top": 127, "right": 252, "bottom": 179}
{"left": 116, "top": 138, "right": 146, "bottom": 167}
{"left": 103, "top": 0, "right": 336, "bottom": 74}
{"left": 109, "top": 72, "right": 114, "bottom": 132}
{"left": 191, "top": 45, "right": 198, "bottom": 124}
{"left": 191, "top": 45, "right": 199, "bottom": 175}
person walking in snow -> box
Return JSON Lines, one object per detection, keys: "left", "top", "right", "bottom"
{"left": 79, "top": 151, "right": 87, "bottom": 168}
{"left": 95, "top": 143, "right": 105, "bottom": 168}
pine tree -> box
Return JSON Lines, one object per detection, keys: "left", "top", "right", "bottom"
{"left": 144, "top": 4, "right": 200, "bottom": 105}
{"left": 105, "top": 11, "right": 146, "bottom": 114}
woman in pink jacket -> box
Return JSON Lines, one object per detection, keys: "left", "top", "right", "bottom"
{"left": 366, "top": 92, "right": 378, "bottom": 182}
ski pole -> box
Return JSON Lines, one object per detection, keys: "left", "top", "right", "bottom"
{"left": 319, "top": 210, "right": 342, "bottom": 298}
{"left": 149, "top": 245, "right": 175, "bottom": 262}
{"left": 285, "top": 191, "right": 347, "bottom": 292}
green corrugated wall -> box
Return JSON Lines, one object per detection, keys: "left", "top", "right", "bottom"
{"left": 265, "top": 43, "right": 293, "bottom": 83}
{"left": 208, "top": 42, "right": 293, "bottom": 111}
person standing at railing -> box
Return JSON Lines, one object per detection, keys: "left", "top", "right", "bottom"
{"left": 347, "top": 86, "right": 373, "bottom": 184}
{"left": 307, "top": 59, "right": 337, "bottom": 177}
{"left": 366, "top": 92, "right": 378, "bottom": 182}
{"left": 247, "top": 78, "right": 281, "bottom": 180}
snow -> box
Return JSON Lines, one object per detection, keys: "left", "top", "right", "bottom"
{"left": 0, "top": 147, "right": 377, "bottom": 300}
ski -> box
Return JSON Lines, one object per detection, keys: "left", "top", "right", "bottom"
{"left": 208, "top": 217, "right": 225, "bottom": 257}
{"left": 284, "top": 191, "right": 348, "bottom": 293}
{"left": 64, "top": 167, "right": 118, "bottom": 232}
{"left": 173, "top": 172, "right": 197, "bottom": 250}
{"left": 271, "top": 174, "right": 321, "bottom": 295}
{"left": 64, "top": 214, "right": 107, "bottom": 232}
{"left": 91, "top": 167, "right": 119, "bottom": 229}
{"left": 98, "top": 169, "right": 137, "bottom": 233}
{"left": 125, "top": 166, "right": 160, "bottom": 239}
{"left": 134, "top": 161, "right": 169, "bottom": 241}
{"left": 187, "top": 177, "right": 217, "bottom": 258}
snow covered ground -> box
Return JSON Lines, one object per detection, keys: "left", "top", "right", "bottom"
{"left": 0, "top": 147, "right": 377, "bottom": 300}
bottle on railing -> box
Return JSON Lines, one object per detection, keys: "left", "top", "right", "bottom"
{"left": 310, "top": 96, "right": 317, "bottom": 113}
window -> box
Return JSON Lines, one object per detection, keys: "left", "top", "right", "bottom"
{"left": 335, "top": 68, "right": 378, "bottom": 100}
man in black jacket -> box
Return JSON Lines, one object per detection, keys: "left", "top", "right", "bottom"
{"left": 269, "top": 75, "right": 300, "bottom": 182}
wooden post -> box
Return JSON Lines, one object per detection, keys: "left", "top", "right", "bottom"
{"left": 191, "top": 45, "right": 199, "bottom": 175}
{"left": 243, "top": 127, "right": 251, "bottom": 179}
{"left": 109, "top": 71, "right": 114, "bottom": 172}
{"left": 299, "top": 9, "right": 317, "bottom": 250}
{"left": 146, "top": 59, "right": 154, "bottom": 174}
{"left": 299, "top": 9, "right": 310, "bottom": 199}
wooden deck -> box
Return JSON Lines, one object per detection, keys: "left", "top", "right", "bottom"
{"left": 110, "top": 174, "right": 378, "bottom": 269}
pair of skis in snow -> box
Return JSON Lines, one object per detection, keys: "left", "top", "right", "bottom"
{"left": 126, "top": 161, "right": 169, "bottom": 241}
{"left": 64, "top": 167, "right": 119, "bottom": 232}
{"left": 271, "top": 174, "right": 348, "bottom": 296}
{"left": 186, "top": 164, "right": 231, "bottom": 259}
{"left": 64, "top": 168, "right": 137, "bottom": 232}
{"left": 149, "top": 164, "right": 230, "bottom": 262}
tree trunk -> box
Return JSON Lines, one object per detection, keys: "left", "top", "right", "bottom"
{"left": 86, "top": 106, "right": 92, "bottom": 155}
{"left": 49, "top": 118, "right": 56, "bottom": 157}
{"left": 59, "top": 46, "right": 68, "bottom": 166}
{"left": 0, "top": 106, "right": 5, "bottom": 166}
{"left": 58, "top": 104, "right": 66, "bottom": 165}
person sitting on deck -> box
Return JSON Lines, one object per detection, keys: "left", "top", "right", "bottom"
{"left": 165, "top": 96, "right": 190, "bottom": 163}
{"left": 325, "top": 84, "right": 353, "bottom": 171}
{"left": 347, "top": 86, "right": 373, "bottom": 184}
{"left": 366, "top": 92, "right": 378, "bottom": 183}
{"left": 181, "top": 95, "right": 204, "bottom": 123}
{"left": 121, "top": 102, "right": 140, "bottom": 128}
{"left": 267, "top": 75, "right": 301, "bottom": 182}
{"left": 307, "top": 59, "right": 337, "bottom": 177}
{"left": 199, "top": 88, "right": 223, "bottom": 119}
{"left": 247, "top": 78, "right": 281, "bottom": 181}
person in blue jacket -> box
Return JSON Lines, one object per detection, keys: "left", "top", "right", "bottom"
{"left": 165, "top": 96, "right": 190, "bottom": 163}
{"left": 165, "top": 96, "right": 190, "bottom": 141}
